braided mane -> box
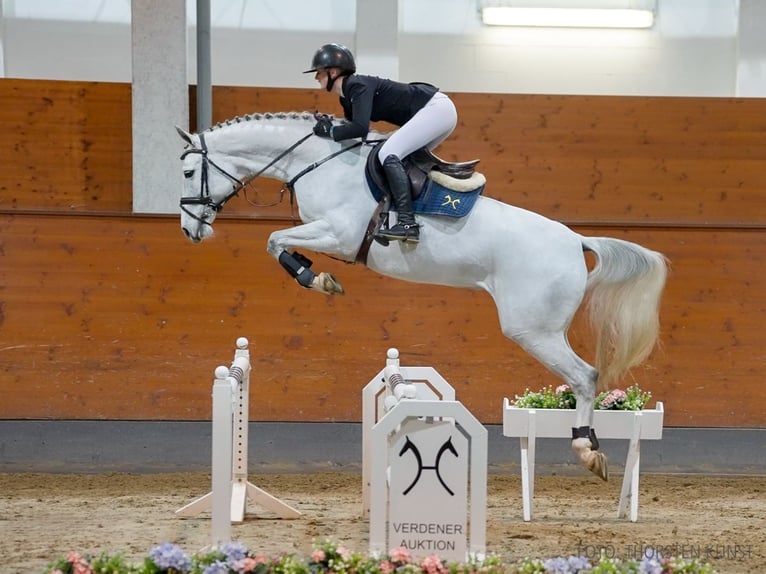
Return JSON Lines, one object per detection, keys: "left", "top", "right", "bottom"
{"left": 206, "top": 111, "right": 333, "bottom": 133}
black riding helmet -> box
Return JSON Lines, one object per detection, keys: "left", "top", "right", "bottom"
{"left": 304, "top": 43, "right": 356, "bottom": 91}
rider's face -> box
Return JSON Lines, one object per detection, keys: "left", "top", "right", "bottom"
{"left": 315, "top": 68, "right": 339, "bottom": 92}
{"left": 314, "top": 68, "right": 329, "bottom": 89}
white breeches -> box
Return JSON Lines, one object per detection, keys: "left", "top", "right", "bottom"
{"left": 378, "top": 92, "right": 458, "bottom": 161}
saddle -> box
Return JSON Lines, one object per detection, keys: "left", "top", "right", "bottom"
{"left": 365, "top": 141, "right": 481, "bottom": 201}
{"left": 356, "top": 141, "right": 486, "bottom": 262}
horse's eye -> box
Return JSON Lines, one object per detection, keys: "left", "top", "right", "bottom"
{"left": 184, "top": 170, "right": 194, "bottom": 179}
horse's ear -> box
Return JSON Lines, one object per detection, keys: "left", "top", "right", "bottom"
{"left": 175, "top": 125, "right": 194, "bottom": 145}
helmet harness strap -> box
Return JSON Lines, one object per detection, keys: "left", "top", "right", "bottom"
{"left": 326, "top": 69, "right": 352, "bottom": 92}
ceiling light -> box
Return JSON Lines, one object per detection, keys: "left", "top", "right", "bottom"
{"left": 481, "top": 7, "right": 655, "bottom": 28}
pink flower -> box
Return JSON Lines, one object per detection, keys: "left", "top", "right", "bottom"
{"left": 235, "top": 557, "right": 258, "bottom": 572}
{"left": 379, "top": 560, "right": 395, "bottom": 574}
{"left": 311, "top": 549, "right": 326, "bottom": 563}
{"left": 337, "top": 546, "right": 351, "bottom": 560}
{"left": 420, "top": 554, "right": 445, "bottom": 574}
{"left": 64, "top": 552, "right": 93, "bottom": 574}
{"left": 555, "top": 384, "right": 570, "bottom": 394}
{"left": 600, "top": 389, "right": 628, "bottom": 408}
{"left": 389, "top": 546, "right": 412, "bottom": 564}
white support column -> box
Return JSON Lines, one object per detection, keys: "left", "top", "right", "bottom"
{"left": 211, "top": 373, "right": 233, "bottom": 545}
{"left": 131, "top": 0, "right": 189, "bottom": 214}
{"left": 736, "top": 0, "right": 766, "bottom": 96}
{"left": 0, "top": 0, "right": 6, "bottom": 77}
{"left": 355, "top": 0, "right": 399, "bottom": 79}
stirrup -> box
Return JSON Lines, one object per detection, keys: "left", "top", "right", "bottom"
{"left": 372, "top": 211, "right": 390, "bottom": 246}
{"left": 378, "top": 222, "right": 420, "bottom": 243}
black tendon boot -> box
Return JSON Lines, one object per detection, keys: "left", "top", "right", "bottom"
{"left": 377, "top": 154, "right": 420, "bottom": 243}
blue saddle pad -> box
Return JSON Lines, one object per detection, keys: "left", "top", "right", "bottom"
{"left": 366, "top": 174, "right": 484, "bottom": 219}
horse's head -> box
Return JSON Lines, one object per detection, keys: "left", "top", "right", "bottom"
{"left": 176, "top": 126, "right": 246, "bottom": 243}
{"left": 176, "top": 112, "right": 369, "bottom": 244}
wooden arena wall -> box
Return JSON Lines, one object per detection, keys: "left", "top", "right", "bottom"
{"left": 0, "top": 79, "right": 763, "bottom": 428}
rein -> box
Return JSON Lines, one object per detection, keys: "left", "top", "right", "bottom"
{"left": 283, "top": 140, "right": 364, "bottom": 206}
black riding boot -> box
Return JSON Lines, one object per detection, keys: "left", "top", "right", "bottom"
{"left": 377, "top": 154, "right": 419, "bottom": 243}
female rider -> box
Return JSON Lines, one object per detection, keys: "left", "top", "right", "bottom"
{"left": 305, "top": 43, "right": 458, "bottom": 243}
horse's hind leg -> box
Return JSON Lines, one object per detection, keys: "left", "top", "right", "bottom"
{"left": 508, "top": 328, "right": 608, "bottom": 480}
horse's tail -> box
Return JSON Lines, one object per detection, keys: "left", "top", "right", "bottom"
{"left": 581, "top": 236, "right": 668, "bottom": 392}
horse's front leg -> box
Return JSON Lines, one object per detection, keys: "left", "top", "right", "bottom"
{"left": 266, "top": 221, "right": 346, "bottom": 296}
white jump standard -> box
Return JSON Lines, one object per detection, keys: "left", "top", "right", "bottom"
{"left": 364, "top": 348, "right": 487, "bottom": 562}
{"left": 362, "top": 348, "right": 457, "bottom": 518}
{"left": 176, "top": 337, "right": 301, "bottom": 545}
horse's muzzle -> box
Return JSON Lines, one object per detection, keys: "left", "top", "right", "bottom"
{"left": 182, "top": 227, "right": 203, "bottom": 244}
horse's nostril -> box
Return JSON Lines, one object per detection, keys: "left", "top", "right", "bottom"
{"left": 182, "top": 227, "right": 203, "bottom": 244}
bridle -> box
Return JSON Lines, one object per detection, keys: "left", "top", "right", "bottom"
{"left": 179, "top": 130, "right": 364, "bottom": 227}
{"left": 179, "top": 131, "right": 313, "bottom": 226}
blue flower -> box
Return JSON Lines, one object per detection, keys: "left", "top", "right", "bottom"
{"left": 542, "top": 555, "right": 591, "bottom": 573}
{"left": 638, "top": 547, "right": 664, "bottom": 574}
{"left": 148, "top": 542, "right": 192, "bottom": 572}
{"left": 222, "top": 541, "right": 249, "bottom": 563}
{"left": 203, "top": 559, "right": 230, "bottom": 574}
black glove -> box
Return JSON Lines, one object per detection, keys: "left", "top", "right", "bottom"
{"left": 313, "top": 117, "right": 334, "bottom": 139}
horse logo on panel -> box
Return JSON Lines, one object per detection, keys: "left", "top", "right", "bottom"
{"left": 399, "top": 435, "right": 458, "bottom": 496}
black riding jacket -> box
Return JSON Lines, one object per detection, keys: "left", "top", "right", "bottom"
{"left": 330, "top": 74, "right": 438, "bottom": 142}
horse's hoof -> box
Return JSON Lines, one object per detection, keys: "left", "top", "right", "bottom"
{"left": 313, "top": 272, "right": 345, "bottom": 295}
{"left": 587, "top": 451, "right": 609, "bottom": 481}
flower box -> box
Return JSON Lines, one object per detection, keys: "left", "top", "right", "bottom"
{"left": 503, "top": 402, "right": 664, "bottom": 441}
{"left": 502, "top": 399, "right": 665, "bottom": 522}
